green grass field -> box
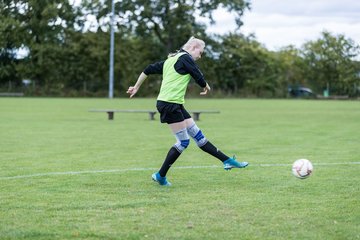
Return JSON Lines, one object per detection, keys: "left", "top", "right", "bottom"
{"left": 1, "top": 97, "right": 359, "bottom": 240}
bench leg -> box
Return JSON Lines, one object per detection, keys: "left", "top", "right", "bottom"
{"left": 149, "top": 112, "right": 156, "bottom": 120}
{"left": 192, "top": 112, "right": 200, "bottom": 121}
{"left": 107, "top": 111, "right": 114, "bottom": 120}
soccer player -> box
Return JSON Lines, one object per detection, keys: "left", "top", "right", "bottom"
{"left": 127, "top": 36, "right": 248, "bottom": 186}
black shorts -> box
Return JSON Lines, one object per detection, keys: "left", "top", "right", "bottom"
{"left": 156, "top": 100, "right": 191, "bottom": 124}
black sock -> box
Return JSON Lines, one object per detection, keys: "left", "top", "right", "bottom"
{"left": 200, "top": 141, "right": 229, "bottom": 162}
{"left": 159, "top": 147, "right": 181, "bottom": 177}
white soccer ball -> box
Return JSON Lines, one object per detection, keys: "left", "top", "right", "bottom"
{"left": 292, "top": 159, "right": 313, "bottom": 179}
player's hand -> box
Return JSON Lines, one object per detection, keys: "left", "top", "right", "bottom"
{"left": 200, "top": 83, "right": 211, "bottom": 95}
{"left": 200, "top": 88, "right": 208, "bottom": 95}
{"left": 126, "top": 86, "right": 138, "bottom": 98}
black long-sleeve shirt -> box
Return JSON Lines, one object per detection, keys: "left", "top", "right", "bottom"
{"left": 143, "top": 50, "right": 207, "bottom": 88}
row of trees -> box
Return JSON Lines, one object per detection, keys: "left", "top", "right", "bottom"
{"left": 1, "top": 0, "right": 360, "bottom": 97}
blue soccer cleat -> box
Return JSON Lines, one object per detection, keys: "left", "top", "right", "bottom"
{"left": 152, "top": 172, "right": 171, "bottom": 186}
{"left": 223, "top": 156, "right": 249, "bottom": 170}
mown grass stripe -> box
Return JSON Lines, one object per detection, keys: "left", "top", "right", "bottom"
{"left": 1, "top": 162, "right": 359, "bottom": 180}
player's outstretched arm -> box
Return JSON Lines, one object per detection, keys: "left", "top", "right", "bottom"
{"left": 200, "top": 82, "right": 211, "bottom": 95}
{"left": 126, "top": 72, "right": 148, "bottom": 98}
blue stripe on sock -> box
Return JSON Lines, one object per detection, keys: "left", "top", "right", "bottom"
{"left": 194, "top": 130, "right": 204, "bottom": 141}
{"left": 180, "top": 139, "right": 190, "bottom": 148}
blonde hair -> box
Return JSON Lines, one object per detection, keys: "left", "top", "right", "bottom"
{"left": 168, "top": 36, "right": 205, "bottom": 57}
{"left": 182, "top": 36, "right": 205, "bottom": 50}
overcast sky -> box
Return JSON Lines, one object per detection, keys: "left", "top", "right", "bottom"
{"left": 206, "top": 0, "right": 360, "bottom": 50}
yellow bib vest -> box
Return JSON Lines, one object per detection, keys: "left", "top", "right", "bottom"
{"left": 157, "top": 52, "right": 191, "bottom": 104}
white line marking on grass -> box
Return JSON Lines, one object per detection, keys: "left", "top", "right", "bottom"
{"left": 1, "top": 162, "right": 359, "bottom": 180}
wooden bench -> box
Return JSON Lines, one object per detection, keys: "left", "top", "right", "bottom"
{"left": 89, "top": 109, "right": 157, "bottom": 120}
{"left": 89, "top": 109, "right": 220, "bottom": 121}
{"left": 189, "top": 110, "right": 220, "bottom": 121}
{"left": 0, "top": 92, "right": 24, "bottom": 97}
